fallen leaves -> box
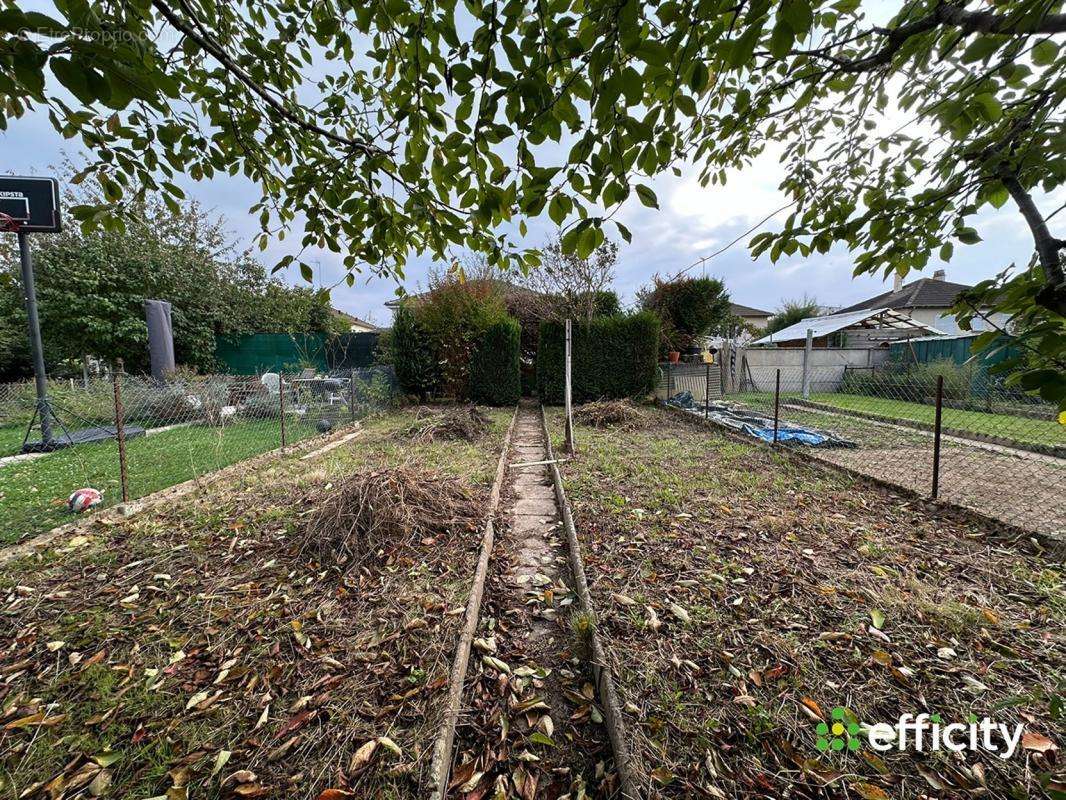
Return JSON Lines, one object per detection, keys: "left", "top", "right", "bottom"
{"left": 1022, "top": 731, "right": 1058, "bottom": 754}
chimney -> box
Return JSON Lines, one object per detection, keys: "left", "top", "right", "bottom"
{"left": 893, "top": 273, "right": 903, "bottom": 291}
{"left": 933, "top": 269, "right": 946, "bottom": 281}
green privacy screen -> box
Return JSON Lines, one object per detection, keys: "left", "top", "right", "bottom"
{"left": 889, "top": 334, "right": 1021, "bottom": 369}
{"left": 214, "top": 333, "right": 380, "bottom": 374}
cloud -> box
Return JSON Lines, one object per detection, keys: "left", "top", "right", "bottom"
{"left": 668, "top": 146, "right": 788, "bottom": 234}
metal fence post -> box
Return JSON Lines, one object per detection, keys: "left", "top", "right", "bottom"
{"left": 349, "top": 368, "right": 356, "bottom": 424}
{"left": 704, "top": 361, "right": 710, "bottom": 420}
{"left": 279, "top": 371, "right": 287, "bottom": 449}
{"left": 667, "top": 362, "right": 674, "bottom": 402}
{"left": 931, "top": 375, "right": 944, "bottom": 499}
{"left": 112, "top": 358, "right": 129, "bottom": 503}
{"left": 773, "top": 368, "right": 781, "bottom": 445}
{"left": 801, "top": 327, "right": 813, "bottom": 399}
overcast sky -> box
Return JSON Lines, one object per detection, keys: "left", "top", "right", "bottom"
{"left": 2, "top": 62, "right": 1043, "bottom": 326}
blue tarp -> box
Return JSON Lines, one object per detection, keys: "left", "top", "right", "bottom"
{"left": 667, "top": 392, "right": 856, "bottom": 448}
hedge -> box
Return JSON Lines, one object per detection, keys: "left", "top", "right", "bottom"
{"left": 470, "top": 318, "right": 522, "bottom": 405}
{"left": 537, "top": 312, "right": 660, "bottom": 404}
{"left": 391, "top": 305, "right": 440, "bottom": 400}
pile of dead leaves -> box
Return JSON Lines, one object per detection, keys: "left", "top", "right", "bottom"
{"left": 299, "top": 465, "right": 482, "bottom": 567}
{"left": 573, "top": 399, "right": 650, "bottom": 429}
{"left": 404, "top": 405, "right": 491, "bottom": 442}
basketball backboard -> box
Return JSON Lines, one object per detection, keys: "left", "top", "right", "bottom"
{"left": 0, "top": 176, "right": 61, "bottom": 232}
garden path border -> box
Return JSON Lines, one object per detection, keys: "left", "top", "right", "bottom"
{"left": 429, "top": 406, "right": 518, "bottom": 799}
{"left": 539, "top": 404, "right": 640, "bottom": 799}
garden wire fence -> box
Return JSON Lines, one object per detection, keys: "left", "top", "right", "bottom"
{"left": 659, "top": 361, "right": 1065, "bottom": 540}
{"left": 0, "top": 366, "right": 398, "bottom": 544}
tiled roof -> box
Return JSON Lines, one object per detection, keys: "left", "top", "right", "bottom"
{"left": 837, "top": 278, "right": 973, "bottom": 313}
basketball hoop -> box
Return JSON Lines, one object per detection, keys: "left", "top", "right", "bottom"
{"left": 0, "top": 213, "right": 21, "bottom": 233}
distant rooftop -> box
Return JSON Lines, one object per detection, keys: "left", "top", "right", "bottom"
{"left": 331, "top": 308, "right": 380, "bottom": 330}
{"left": 838, "top": 276, "right": 974, "bottom": 314}
{"left": 384, "top": 278, "right": 535, "bottom": 309}
{"left": 730, "top": 302, "right": 773, "bottom": 317}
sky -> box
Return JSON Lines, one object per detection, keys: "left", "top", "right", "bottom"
{"left": 1, "top": 30, "right": 1043, "bottom": 327}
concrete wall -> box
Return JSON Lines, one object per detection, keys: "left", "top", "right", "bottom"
{"left": 737, "top": 347, "right": 891, "bottom": 393}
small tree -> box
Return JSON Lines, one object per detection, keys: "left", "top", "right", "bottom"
{"left": 639, "top": 276, "right": 731, "bottom": 355}
{"left": 519, "top": 236, "right": 619, "bottom": 323}
{"left": 764, "top": 296, "right": 821, "bottom": 336}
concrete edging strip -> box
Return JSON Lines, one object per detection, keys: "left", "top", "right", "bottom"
{"left": 539, "top": 404, "right": 640, "bottom": 800}
{"left": 430, "top": 405, "right": 518, "bottom": 800}
{"left": 789, "top": 398, "right": 1065, "bottom": 460}
{"left": 0, "top": 422, "right": 364, "bottom": 568}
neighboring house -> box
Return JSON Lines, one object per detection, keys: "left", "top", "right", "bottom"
{"left": 331, "top": 309, "right": 380, "bottom": 333}
{"left": 837, "top": 270, "right": 1009, "bottom": 335}
{"left": 730, "top": 303, "right": 773, "bottom": 330}
{"left": 706, "top": 302, "right": 774, "bottom": 348}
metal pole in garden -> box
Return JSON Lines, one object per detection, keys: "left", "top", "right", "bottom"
{"left": 349, "top": 367, "right": 356, "bottom": 424}
{"left": 704, "top": 360, "right": 710, "bottom": 420}
{"left": 801, "top": 327, "right": 814, "bottom": 399}
{"left": 18, "top": 231, "right": 54, "bottom": 444}
{"left": 773, "top": 368, "right": 781, "bottom": 445}
{"left": 112, "top": 359, "right": 129, "bottom": 503}
{"left": 279, "top": 371, "right": 287, "bottom": 449}
{"left": 931, "top": 375, "right": 944, "bottom": 499}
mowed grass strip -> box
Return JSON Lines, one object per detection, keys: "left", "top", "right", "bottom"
{"left": 0, "top": 407, "right": 511, "bottom": 800}
{"left": 549, "top": 406, "right": 1063, "bottom": 799}
{"left": 0, "top": 418, "right": 321, "bottom": 544}
{"left": 734, "top": 391, "right": 1063, "bottom": 447}
{"left": 0, "top": 422, "right": 26, "bottom": 458}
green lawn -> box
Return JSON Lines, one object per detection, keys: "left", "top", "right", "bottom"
{"left": 733, "top": 391, "right": 1064, "bottom": 448}
{"left": 0, "top": 417, "right": 319, "bottom": 544}
{"left": 0, "top": 422, "right": 27, "bottom": 457}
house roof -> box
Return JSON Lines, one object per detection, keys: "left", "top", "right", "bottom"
{"left": 838, "top": 277, "right": 973, "bottom": 314}
{"left": 750, "top": 307, "right": 944, "bottom": 346}
{"left": 331, "top": 308, "right": 380, "bottom": 331}
{"left": 730, "top": 302, "right": 773, "bottom": 318}
{"left": 384, "top": 278, "right": 535, "bottom": 309}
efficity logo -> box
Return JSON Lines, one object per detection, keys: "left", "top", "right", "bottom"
{"left": 815, "top": 708, "right": 1026, "bottom": 760}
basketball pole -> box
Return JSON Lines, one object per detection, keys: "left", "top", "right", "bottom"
{"left": 17, "top": 229, "right": 54, "bottom": 444}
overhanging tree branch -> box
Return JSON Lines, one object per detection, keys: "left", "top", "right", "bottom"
{"left": 151, "top": 0, "right": 385, "bottom": 157}
{"left": 998, "top": 166, "right": 1066, "bottom": 315}
{"left": 806, "top": 1, "right": 1066, "bottom": 73}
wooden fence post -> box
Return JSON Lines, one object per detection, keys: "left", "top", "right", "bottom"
{"left": 773, "top": 368, "right": 781, "bottom": 445}
{"left": 279, "top": 372, "right": 287, "bottom": 449}
{"left": 931, "top": 375, "right": 944, "bottom": 499}
{"left": 112, "top": 359, "right": 129, "bottom": 503}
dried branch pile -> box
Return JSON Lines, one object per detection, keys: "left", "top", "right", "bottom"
{"left": 573, "top": 399, "right": 650, "bottom": 429}
{"left": 301, "top": 465, "right": 481, "bottom": 566}
{"left": 404, "top": 405, "right": 491, "bottom": 442}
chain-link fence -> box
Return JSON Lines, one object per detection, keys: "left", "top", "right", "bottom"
{"left": 0, "top": 366, "right": 398, "bottom": 543}
{"left": 660, "top": 361, "right": 1065, "bottom": 538}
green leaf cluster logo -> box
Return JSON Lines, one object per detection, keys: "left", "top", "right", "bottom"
{"left": 816, "top": 707, "right": 861, "bottom": 752}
